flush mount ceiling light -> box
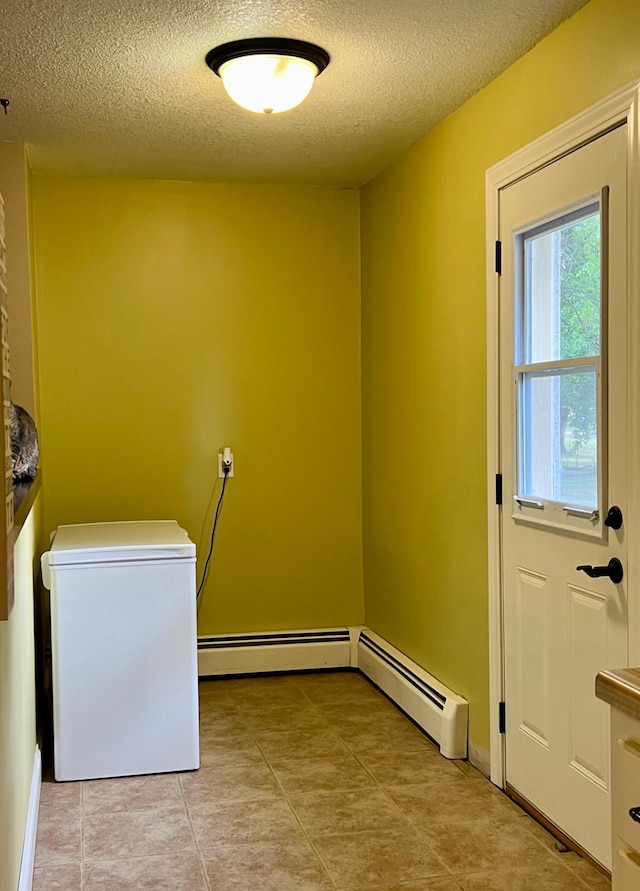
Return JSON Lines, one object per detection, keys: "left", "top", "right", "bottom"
{"left": 205, "top": 38, "right": 330, "bottom": 115}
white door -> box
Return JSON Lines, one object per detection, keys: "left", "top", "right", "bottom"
{"left": 499, "top": 124, "right": 628, "bottom": 869}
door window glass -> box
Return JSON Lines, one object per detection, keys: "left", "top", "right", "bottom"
{"left": 523, "top": 210, "right": 600, "bottom": 364}
{"left": 519, "top": 368, "right": 597, "bottom": 507}
{"left": 516, "top": 203, "right": 602, "bottom": 513}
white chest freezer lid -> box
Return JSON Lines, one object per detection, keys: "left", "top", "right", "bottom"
{"left": 46, "top": 520, "right": 196, "bottom": 566}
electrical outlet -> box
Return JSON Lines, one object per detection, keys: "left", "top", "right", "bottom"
{"left": 218, "top": 448, "right": 234, "bottom": 478}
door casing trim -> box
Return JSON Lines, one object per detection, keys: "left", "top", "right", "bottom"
{"left": 486, "top": 79, "right": 640, "bottom": 787}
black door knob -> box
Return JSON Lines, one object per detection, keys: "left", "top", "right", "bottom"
{"left": 604, "top": 506, "right": 623, "bottom": 530}
{"left": 576, "top": 558, "right": 623, "bottom": 584}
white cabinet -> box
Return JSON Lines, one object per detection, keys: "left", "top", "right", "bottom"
{"left": 611, "top": 709, "right": 640, "bottom": 889}
{"left": 596, "top": 669, "right": 640, "bottom": 889}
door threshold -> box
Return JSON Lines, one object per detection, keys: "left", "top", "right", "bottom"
{"left": 505, "top": 783, "right": 611, "bottom": 880}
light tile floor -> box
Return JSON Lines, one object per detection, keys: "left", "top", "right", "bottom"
{"left": 33, "top": 671, "right": 612, "bottom": 890}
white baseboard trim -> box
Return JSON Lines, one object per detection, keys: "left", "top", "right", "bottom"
{"left": 18, "top": 745, "right": 41, "bottom": 891}
{"left": 198, "top": 626, "right": 468, "bottom": 760}
{"left": 198, "top": 628, "right": 354, "bottom": 676}
{"left": 468, "top": 739, "right": 491, "bottom": 779}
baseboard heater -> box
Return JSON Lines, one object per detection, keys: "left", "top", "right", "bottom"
{"left": 197, "top": 625, "right": 468, "bottom": 759}
{"left": 357, "top": 629, "right": 468, "bottom": 759}
{"left": 198, "top": 628, "right": 354, "bottom": 676}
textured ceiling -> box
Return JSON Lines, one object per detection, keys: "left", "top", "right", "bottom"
{"left": 1, "top": 0, "right": 589, "bottom": 187}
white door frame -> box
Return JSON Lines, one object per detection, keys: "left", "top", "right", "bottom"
{"left": 486, "top": 79, "right": 640, "bottom": 788}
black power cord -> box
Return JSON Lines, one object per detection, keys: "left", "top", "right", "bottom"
{"left": 196, "top": 465, "right": 230, "bottom": 606}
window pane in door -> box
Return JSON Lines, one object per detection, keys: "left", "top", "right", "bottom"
{"left": 523, "top": 208, "right": 600, "bottom": 364}
{"left": 519, "top": 368, "right": 597, "bottom": 507}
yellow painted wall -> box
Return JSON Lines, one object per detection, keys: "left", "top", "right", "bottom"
{"left": 32, "top": 178, "right": 364, "bottom": 633}
{"left": 360, "top": 0, "right": 640, "bottom": 752}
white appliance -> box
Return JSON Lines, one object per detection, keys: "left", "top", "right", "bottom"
{"left": 41, "top": 520, "right": 200, "bottom": 781}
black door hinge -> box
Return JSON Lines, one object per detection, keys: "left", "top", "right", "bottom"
{"left": 499, "top": 701, "right": 506, "bottom": 734}
{"left": 495, "top": 240, "right": 502, "bottom": 275}
{"left": 495, "top": 473, "right": 503, "bottom": 506}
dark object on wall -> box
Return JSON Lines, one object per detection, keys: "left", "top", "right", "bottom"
{"left": 11, "top": 402, "right": 38, "bottom": 482}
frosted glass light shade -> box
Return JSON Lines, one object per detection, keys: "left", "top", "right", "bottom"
{"left": 219, "top": 54, "right": 318, "bottom": 114}
{"left": 206, "top": 38, "right": 330, "bottom": 116}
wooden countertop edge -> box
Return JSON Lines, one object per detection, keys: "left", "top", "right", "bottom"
{"left": 13, "top": 470, "right": 41, "bottom": 533}
{"left": 596, "top": 668, "right": 640, "bottom": 720}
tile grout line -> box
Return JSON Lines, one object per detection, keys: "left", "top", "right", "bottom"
{"left": 346, "top": 744, "right": 456, "bottom": 882}
{"left": 315, "top": 695, "right": 459, "bottom": 886}
{"left": 298, "top": 678, "right": 604, "bottom": 889}
{"left": 248, "top": 685, "right": 341, "bottom": 890}
{"left": 177, "top": 771, "right": 213, "bottom": 891}
{"left": 195, "top": 682, "right": 338, "bottom": 887}
{"left": 252, "top": 682, "right": 454, "bottom": 888}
